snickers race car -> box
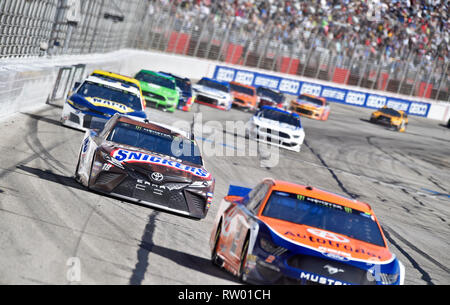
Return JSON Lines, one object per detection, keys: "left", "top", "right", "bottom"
{"left": 247, "top": 106, "right": 305, "bottom": 152}
{"left": 370, "top": 106, "right": 408, "bottom": 132}
{"left": 256, "top": 87, "right": 286, "bottom": 110}
{"left": 158, "top": 71, "right": 196, "bottom": 112}
{"left": 75, "top": 113, "right": 214, "bottom": 219}
{"left": 290, "top": 94, "right": 330, "bottom": 121}
{"left": 210, "top": 179, "right": 405, "bottom": 285}
{"left": 229, "top": 81, "right": 258, "bottom": 111}
{"left": 192, "top": 77, "right": 232, "bottom": 111}
{"left": 61, "top": 72, "right": 146, "bottom": 131}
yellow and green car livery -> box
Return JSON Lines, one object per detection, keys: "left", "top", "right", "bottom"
{"left": 134, "top": 70, "right": 179, "bottom": 112}
{"left": 370, "top": 106, "right": 408, "bottom": 132}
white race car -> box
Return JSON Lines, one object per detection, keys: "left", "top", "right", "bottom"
{"left": 192, "top": 77, "right": 232, "bottom": 111}
{"left": 247, "top": 106, "right": 305, "bottom": 152}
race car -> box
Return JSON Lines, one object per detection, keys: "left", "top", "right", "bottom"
{"left": 134, "top": 70, "right": 179, "bottom": 112}
{"left": 192, "top": 77, "right": 232, "bottom": 111}
{"left": 247, "top": 106, "right": 305, "bottom": 152}
{"left": 61, "top": 72, "right": 146, "bottom": 131}
{"left": 289, "top": 94, "right": 330, "bottom": 121}
{"left": 369, "top": 106, "right": 408, "bottom": 132}
{"left": 75, "top": 113, "right": 214, "bottom": 219}
{"left": 229, "top": 81, "right": 258, "bottom": 111}
{"left": 256, "top": 87, "right": 286, "bottom": 110}
{"left": 210, "top": 179, "right": 405, "bottom": 285}
{"left": 90, "top": 70, "right": 146, "bottom": 108}
{"left": 158, "top": 71, "right": 196, "bottom": 112}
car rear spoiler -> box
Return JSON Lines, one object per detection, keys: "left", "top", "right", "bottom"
{"left": 227, "top": 185, "right": 251, "bottom": 198}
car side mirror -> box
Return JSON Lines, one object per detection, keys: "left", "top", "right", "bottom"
{"left": 73, "top": 82, "right": 80, "bottom": 90}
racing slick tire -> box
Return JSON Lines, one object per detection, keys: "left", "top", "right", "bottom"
{"left": 74, "top": 151, "right": 82, "bottom": 183}
{"left": 238, "top": 235, "right": 250, "bottom": 282}
{"left": 211, "top": 220, "right": 223, "bottom": 266}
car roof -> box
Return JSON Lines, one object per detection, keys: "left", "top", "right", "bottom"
{"left": 138, "top": 69, "right": 175, "bottom": 81}
{"left": 91, "top": 70, "right": 141, "bottom": 87}
{"left": 200, "top": 77, "right": 229, "bottom": 86}
{"left": 158, "top": 71, "right": 189, "bottom": 82}
{"left": 268, "top": 179, "right": 373, "bottom": 214}
{"left": 259, "top": 106, "right": 300, "bottom": 118}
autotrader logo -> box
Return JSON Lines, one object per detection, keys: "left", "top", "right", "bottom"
{"left": 151, "top": 172, "right": 164, "bottom": 182}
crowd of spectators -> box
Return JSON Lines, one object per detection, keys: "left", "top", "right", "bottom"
{"left": 152, "top": 0, "right": 449, "bottom": 68}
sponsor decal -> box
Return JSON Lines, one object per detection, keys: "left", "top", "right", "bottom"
{"left": 307, "top": 228, "right": 350, "bottom": 243}
{"left": 300, "top": 83, "right": 322, "bottom": 96}
{"left": 408, "top": 102, "right": 429, "bottom": 116}
{"left": 345, "top": 91, "right": 366, "bottom": 106}
{"left": 278, "top": 79, "right": 300, "bottom": 95}
{"left": 386, "top": 99, "right": 409, "bottom": 112}
{"left": 111, "top": 149, "right": 210, "bottom": 178}
{"left": 366, "top": 95, "right": 387, "bottom": 108}
{"left": 321, "top": 87, "right": 346, "bottom": 101}
{"left": 215, "top": 67, "right": 235, "bottom": 82}
{"left": 299, "top": 271, "right": 348, "bottom": 285}
{"left": 283, "top": 230, "right": 384, "bottom": 260}
{"left": 86, "top": 97, "right": 132, "bottom": 112}
{"left": 254, "top": 75, "right": 279, "bottom": 89}
{"left": 235, "top": 71, "right": 254, "bottom": 85}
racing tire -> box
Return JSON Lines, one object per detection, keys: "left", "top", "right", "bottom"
{"left": 74, "top": 149, "right": 82, "bottom": 183}
{"left": 238, "top": 235, "right": 250, "bottom": 282}
{"left": 211, "top": 221, "right": 223, "bottom": 266}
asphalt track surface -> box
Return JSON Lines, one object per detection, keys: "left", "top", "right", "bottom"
{"left": 0, "top": 99, "right": 449, "bottom": 285}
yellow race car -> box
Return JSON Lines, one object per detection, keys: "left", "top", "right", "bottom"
{"left": 370, "top": 106, "right": 408, "bottom": 132}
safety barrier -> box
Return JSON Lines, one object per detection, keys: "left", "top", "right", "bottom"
{"left": 213, "top": 65, "right": 433, "bottom": 118}
{"left": 1, "top": 49, "right": 448, "bottom": 123}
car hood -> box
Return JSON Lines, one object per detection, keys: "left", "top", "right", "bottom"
{"left": 233, "top": 91, "right": 256, "bottom": 101}
{"left": 140, "top": 81, "right": 178, "bottom": 97}
{"left": 193, "top": 84, "right": 229, "bottom": 99}
{"left": 259, "top": 215, "right": 393, "bottom": 264}
{"left": 69, "top": 94, "right": 146, "bottom": 118}
{"left": 293, "top": 100, "right": 324, "bottom": 110}
{"left": 253, "top": 116, "right": 303, "bottom": 132}
{"left": 103, "top": 144, "right": 210, "bottom": 181}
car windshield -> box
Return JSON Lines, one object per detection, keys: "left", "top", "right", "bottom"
{"left": 230, "top": 83, "right": 255, "bottom": 96}
{"left": 379, "top": 108, "right": 400, "bottom": 117}
{"left": 262, "top": 191, "right": 385, "bottom": 247}
{"left": 135, "top": 72, "right": 176, "bottom": 90}
{"left": 175, "top": 78, "right": 192, "bottom": 94}
{"left": 107, "top": 122, "right": 203, "bottom": 165}
{"left": 77, "top": 81, "right": 142, "bottom": 110}
{"left": 259, "top": 109, "right": 301, "bottom": 127}
{"left": 297, "top": 94, "right": 324, "bottom": 106}
{"left": 257, "top": 87, "right": 284, "bottom": 103}
{"left": 198, "top": 79, "right": 229, "bottom": 93}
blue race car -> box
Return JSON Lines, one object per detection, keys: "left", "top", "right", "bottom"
{"left": 61, "top": 72, "right": 146, "bottom": 131}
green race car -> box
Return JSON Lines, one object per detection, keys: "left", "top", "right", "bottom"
{"left": 134, "top": 70, "right": 179, "bottom": 112}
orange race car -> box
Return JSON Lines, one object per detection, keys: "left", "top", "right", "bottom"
{"left": 370, "top": 106, "right": 408, "bottom": 132}
{"left": 210, "top": 179, "right": 405, "bottom": 285}
{"left": 290, "top": 94, "right": 330, "bottom": 121}
{"left": 229, "top": 81, "right": 258, "bottom": 111}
